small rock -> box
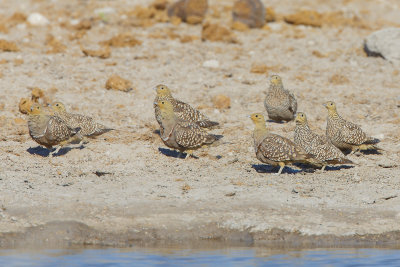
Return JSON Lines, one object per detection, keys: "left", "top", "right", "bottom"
{"left": 19, "top": 98, "right": 33, "bottom": 114}
{"left": 168, "top": 0, "right": 208, "bottom": 24}
{"left": 105, "top": 74, "right": 132, "bottom": 92}
{"left": 202, "top": 22, "right": 238, "bottom": 43}
{"left": 101, "top": 33, "right": 142, "bottom": 47}
{"left": 212, "top": 94, "right": 230, "bottom": 109}
{"left": 250, "top": 63, "right": 268, "bottom": 74}
{"left": 284, "top": 10, "right": 323, "bottom": 27}
{"left": 0, "top": 40, "right": 19, "bottom": 52}
{"left": 27, "top": 13, "right": 49, "bottom": 26}
{"left": 364, "top": 28, "right": 400, "bottom": 65}
{"left": 203, "top": 59, "right": 219, "bottom": 68}
{"left": 232, "top": 0, "right": 265, "bottom": 28}
{"left": 82, "top": 46, "right": 111, "bottom": 59}
{"left": 94, "top": 7, "right": 116, "bottom": 16}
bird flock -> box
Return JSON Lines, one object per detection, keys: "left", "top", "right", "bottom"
{"left": 26, "top": 74, "right": 382, "bottom": 174}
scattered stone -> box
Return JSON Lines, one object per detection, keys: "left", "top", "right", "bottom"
{"left": 231, "top": 21, "right": 249, "bottom": 31}
{"left": 212, "top": 94, "right": 231, "bottom": 109}
{"left": 31, "top": 87, "right": 45, "bottom": 102}
{"left": 19, "top": 98, "right": 33, "bottom": 114}
{"left": 0, "top": 40, "right": 19, "bottom": 52}
{"left": 250, "top": 63, "right": 268, "bottom": 74}
{"left": 74, "top": 19, "right": 92, "bottom": 30}
{"left": 101, "top": 33, "right": 142, "bottom": 47}
{"left": 202, "top": 22, "right": 237, "bottom": 43}
{"left": 13, "top": 58, "right": 23, "bottom": 66}
{"left": 27, "top": 12, "right": 49, "bottom": 26}
{"left": 82, "top": 46, "right": 111, "bottom": 59}
{"left": 203, "top": 59, "right": 219, "bottom": 68}
{"left": 105, "top": 74, "right": 132, "bottom": 92}
{"left": 284, "top": 10, "right": 323, "bottom": 27}
{"left": 152, "top": 0, "right": 169, "bottom": 10}
{"left": 329, "top": 74, "right": 349, "bottom": 85}
{"left": 265, "top": 7, "right": 276, "bottom": 22}
{"left": 167, "top": 0, "right": 208, "bottom": 24}
{"left": 232, "top": 0, "right": 265, "bottom": 28}
{"left": 225, "top": 192, "right": 236, "bottom": 197}
{"left": 45, "top": 34, "right": 66, "bottom": 54}
{"left": 364, "top": 28, "right": 400, "bottom": 65}
{"left": 94, "top": 7, "right": 116, "bottom": 16}
{"left": 14, "top": 118, "right": 26, "bottom": 125}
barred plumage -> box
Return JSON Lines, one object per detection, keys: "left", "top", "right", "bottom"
{"left": 250, "top": 113, "right": 318, "bottom": 174}
{"left": 52, "top": 102, "right": 113, "bottom": 137}
{"left": 154, "top": 84, "right": 219, "bottom": 128}
{"left": 27, "top": 104, "right": 81, "bottom": 155}
{"left": 155, "top": 99, "right": 221, "bottom": 158}
{"left": 264, "top": 75, "right": 297, "bottom": 122}
{"left": 324, "top": 101, "right": 381, "bottom": 153}
{"left": 294, "top": 112, "right": 353, "bottom": 170}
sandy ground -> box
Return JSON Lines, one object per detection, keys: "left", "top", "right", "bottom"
{"left": 0, "top": 0, "right": 400, "bottom": 248}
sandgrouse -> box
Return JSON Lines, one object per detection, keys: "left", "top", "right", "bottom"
{"left": 27, "top": 104, "right": 82, "bottom": 156}
{"left": 154, "top": 84, "right": 218, "bottom": 128}
{"left": 324, "top": 101, "right": 381, "bottom": 153}
{"left": 155, "top": 99, "right": 221, "bottom": 158}
{"left": 250, "top": 113, "right": 318, "bottom": 174}
{"left": 294, "top": 112, "right": 353, "bottom": 170}
{"left": 264, "top": 75, "right": 297, "bottom": 122}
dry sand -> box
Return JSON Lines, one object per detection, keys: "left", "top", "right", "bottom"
{"left": 0, "top": 0, "right": 400, "bottom": 248}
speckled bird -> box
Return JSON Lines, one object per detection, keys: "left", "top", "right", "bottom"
{"left": 324, "top": 101, "right": 381, "bottom": 153}
{"left": 154, "top": 84, "right": 219, "bottom": 128}
{"left": 264, "top": 75, "right": 297, "bottom": 122}
{"left": 155, "top": 99, "right": 221, "bottom": 158}
{"left": 28, "top": 104, "right": 82, "bottom": 156}
{"left": 250, "top": 113, "right": 318, "bottom": 174}
{"left": 294, "top": 112, "right": 353, "bottom": 170}
{"left": 51, "top": 102, "right": 113, "bottom": 139}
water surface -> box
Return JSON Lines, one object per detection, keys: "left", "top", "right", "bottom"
{"left": 1, "top": 247, "right": 400, "bottom": 266}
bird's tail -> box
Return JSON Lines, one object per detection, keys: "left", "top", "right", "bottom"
{"left": 198, "top": 120, "right": 220, "bottom": 128}
{"left": 365, "top": 137, "right": 380, "bottom": 145}
{"left": 326, "top": 157, "right": 354, "bottom": 165}
{"left": 359, "top": 143, "right": 384, "bottom": 152}
{"left": 205, "top": 134, "right": 223, "bottom": 145}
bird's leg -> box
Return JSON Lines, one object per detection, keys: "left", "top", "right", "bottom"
{"left": 277, "top": 162, "right": 285, "bottom": 175}
{"left": 321, "top": 165, "right": 326, "bottom": 171}
{"left": 184, "top": 150, "right": 193, "bottom": 159}
{"left": 51, "top": 146, "right": 62, "bottom": 157}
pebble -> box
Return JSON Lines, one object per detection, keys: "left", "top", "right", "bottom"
{"left": 27, "top": 13, "right": 49, "bottom": 26}
{"left": 202, "top": 59, "right": 219, "bottom": 68}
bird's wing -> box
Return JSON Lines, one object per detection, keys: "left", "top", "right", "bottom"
{"left": 174, "top": 120, "right": 206, "bottom": 148}
{"left": 340, "top": 120, "right": 367, "bottom": 145}
{"left": 258, "top": 134, "right": 297, "bottom": 162}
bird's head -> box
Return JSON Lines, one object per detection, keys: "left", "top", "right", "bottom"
{"left": 323, "top": 101, "right": 336, "bottom": 111}
{"left": 154, "top": 84, "right": 171, "bottom": 97}
{"left": 29, "top": 104, "right": 43, "bottom": 115}
{"left": 155, "top": 99, "right": 174, "bottom": 113}
{"left": 249, "top": 113, "right": 266, "bottom": 125}
{"left": 270, "top": 75, "right": 282, "bottom": 86}
{"left": 52, "top": 102, "right": 66, "bottom": 112}
{"left": 295, "top": 112, "right": 307, "bottom": 124}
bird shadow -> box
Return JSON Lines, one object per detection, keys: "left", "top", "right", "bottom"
{"left": 323, "top": 165, "right": 354, "bottom": 171}
{"left": 158, "top": 147, "right": 198, "bottom": 159}
{"left": 27, "top": 145, "right": 85, "bottom": 157}
{"left": 266, "top": 119, "right": 287, "bottom": 124}
{"left": 251, "top": 164, "right": 301, "bottom": 174}
{"left": 27, "top": 146, "right": 50, "bottom": 157}
{"left": 343, "top": 149, "right": 382, "bottom": 156}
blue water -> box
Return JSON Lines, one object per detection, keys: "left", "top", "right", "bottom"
{"left": 0, "top": 248, "right": 399, "bottom": 266}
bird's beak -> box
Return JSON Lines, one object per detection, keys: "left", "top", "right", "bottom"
{"left": 153, "top": 87, "right": 157, "bottom": 91}
{"left": 153, "top": 102, "right": 158, "bottom": 105}
{"left": 323, "top": 103, "right": 327, "bottom": 107}
{"left": 247, "top": 115, "right": 251, "bottom": 118}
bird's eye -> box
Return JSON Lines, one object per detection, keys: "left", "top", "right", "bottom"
{"left": 255, "top": 115, "right": 258, "bottom": 118}
{"left": 161, "top": 101, "right": 165, "bottom": 104}
{"left": 55, "top": 103, "right": 59, "bottom": 106}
